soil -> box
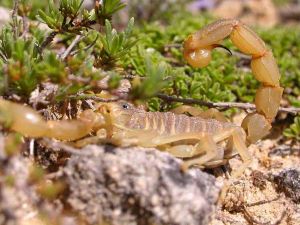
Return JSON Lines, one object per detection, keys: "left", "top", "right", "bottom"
{"left": 212, "top": 139, "right": 300, "bottom": 225}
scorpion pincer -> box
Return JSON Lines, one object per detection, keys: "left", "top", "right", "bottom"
{"left": 0, "top": 19, "right": 283, "bottom": 176}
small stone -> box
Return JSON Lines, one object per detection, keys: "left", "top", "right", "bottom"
{"left": 251, "top": 170, "right": 267, "bottom": 190}
{"left": 271, "top": 168, "right": 300, "bottom": 203}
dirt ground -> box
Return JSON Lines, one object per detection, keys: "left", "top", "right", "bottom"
{"left": 212, "top": 138, "right": 300, "bottom": 225}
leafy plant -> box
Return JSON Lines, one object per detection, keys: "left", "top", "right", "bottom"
{"left": 95, "top": 18, "right": 136, "bottom": 67}
{"left": 0, "top": 26, "right": 42, "bottom": 95}
{"left": 130, "top": 55, "right": 170, "bottom": 100}
{"left": 0, "top": 0, "right": 137, "bottom": 98}
{"left": 283, "top": 117, "right": 300, "bottom": 141}
{"left": 0, "top": 0, "right": 48, "bottom": 19}
{"left": 96, "top": 0, "right": 126, "bottom": 22}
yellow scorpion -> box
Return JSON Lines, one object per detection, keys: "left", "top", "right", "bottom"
{"left": 0, "top": 19, "right": 283, "bottom": 175}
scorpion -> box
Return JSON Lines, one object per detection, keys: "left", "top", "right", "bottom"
{"left": 0, "top": 19, "right": 283, "bottom": 176}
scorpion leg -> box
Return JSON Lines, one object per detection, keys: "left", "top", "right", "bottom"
{"left": 175, "top": 127, "right": 251, "bottom": 173}
{"left": 230, "top": 129, "right": 252, "bottom": 177}
{"left": 217, "top": 128, "right": 252, "bottom": 177}
{"left": 165, "top": 145, "right": 198, "bottom": 158}
{"left": 166, "top": 135, "right": 219, "bottom": 160}
{"left": 73, "top": 128, "right": 108, "bottom": 148}
{"left": 152, "top": 127, "right": 249, "bottom": 171}
{"left": 203, "top": 159, "right": 229, "bottom": 168}
{"left": 171, "top": 105, "right": 227, "bottom": 122}
{"left": 151, "top": 133, "right": 220, "bottom": 163}
{"left": 179, "top": 136, "right": 219, "bottom": 170}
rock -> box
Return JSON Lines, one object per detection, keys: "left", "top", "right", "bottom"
{"left": 0, "top": 135, "right": 39, "bottom": 225}
{"left": 213, "top": 0, "right": 278, "bottom": 27}
{"left": 0, "top": 7, "right": 10, "bottom": 29}
{"left": 62, "top": 145, "right": 221, "bottom": 225}
{"left": 271, "top": 168, "right": 300, "bottom": 203}
{"left": 0, "top": 6, "right": 49, "bottom": 31}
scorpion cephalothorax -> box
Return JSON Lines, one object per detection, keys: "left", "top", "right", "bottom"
{"left": 0, "top": 19, "right": 283, "bottom": 176}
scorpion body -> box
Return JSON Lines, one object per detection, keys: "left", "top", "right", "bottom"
{"left": 0, "top": 19, "right": 284, "bottom": 175}
{"left": 128, "top": 111, "right": 228, "bottom": 136}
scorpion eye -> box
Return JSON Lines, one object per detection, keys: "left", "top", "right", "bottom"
{"left": 122, "top": 103, "right": 130, "bottom": 109}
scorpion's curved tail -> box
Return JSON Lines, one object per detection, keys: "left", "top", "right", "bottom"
{"left": 183, "top": 19, "right": 283, "bottom": 144}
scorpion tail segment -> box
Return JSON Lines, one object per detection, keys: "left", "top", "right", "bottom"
{"left": 251, "top": 51, "right": 281, "bottom": 87}
{"left": 183, "top": 19, "right": 238, "bottom": 68}
{"left": 184, "top": 19, "right": 236, "bottom": 50}
{"left": 184, "top": 19, "right": 283, "bottom": 143}
{"left": 230, "top": 21, "right": 283, "bottom": 143}
{"left": 0, "top": 99, "right": 48, "bottom": 137}
{"left": 183, "top": 48, "right": 212, "bottom": 68}
{"left": 255, "top": 86, "right": 283, "bottom": 120}
{"left": 230, "top": 22, "right": 266, "bottom": 57}
{"left": 241, "top": 113, "right": 272, "bottom": 144}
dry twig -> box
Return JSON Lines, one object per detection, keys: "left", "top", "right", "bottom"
{"left": 70, "top": 34, "right": 99, "bottom": 56}
{"left": 60, "top": 35, "right": 83, "bottom": 60}
{"left": 68, "top": 94, "right": 120, "bottom": 102}
{"left": 12, "top": 0, "right": 19, "bottom": 39}
{"left": 157, "top": 94, "right": 300, "bottom": 115}
{"left": 39, "top": 31, "right": 58, "bottom": 53}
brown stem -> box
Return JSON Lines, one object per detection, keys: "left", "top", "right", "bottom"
{"left": 157, "top": 94, "right": 300, "bottom": 115}
{"left": 12, "top": 0, "right": 20, "bottom": 39}
{"left": 68, "top": 94, "right": 120, "bottom": 102}
{"left": 60, "top": 35, "right": 82, "bottom": 60}
{"left": 39, "top": 31, "right": 59, "bottom": 54}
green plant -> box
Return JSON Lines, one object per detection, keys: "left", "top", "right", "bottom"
{"left": 0, "top": 0, "right": 136, "bottom": 99}
{"left": 283, "top": 117, "right": 300, "bottom": 141}
{"left": 95, "top": 18, "right": 136, "bottom": 67}
{"left": 0, "top": 0, "right": 48, "bottom": 19}
{"left": 0, "top": 26, "right": 42, "bottom": 95}
{"left": 96, "top": 0, "right": 126, "bottom": 22}
{"left": 130, "top": 55, "right": 170, "bottom": 100}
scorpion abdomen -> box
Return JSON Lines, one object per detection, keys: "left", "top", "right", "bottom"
{"left": 127, "top": 110, "right": 234, "bottom": 136}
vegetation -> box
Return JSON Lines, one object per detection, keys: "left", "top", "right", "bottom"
{"left": 283, "top": 116, "right": 300, "bottom": 141}
{"left": 0, "top": 0, "right": 299, "bottom": 224}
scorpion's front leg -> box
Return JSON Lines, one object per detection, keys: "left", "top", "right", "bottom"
{"left": 0, "top": 99, "right": 103, "bottom": 141}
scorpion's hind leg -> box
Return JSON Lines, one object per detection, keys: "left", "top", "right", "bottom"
{"left": 179, "top": 135, "right": 219, "bottom": 170}
{"left": 171, "top": 105, "right": 228, "bottom": 122}
{"left": 152, "top": 133, "right": 219, "bottom": 168}
{"left": 180, "top": 127, "right": 252, "bottom": 174}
